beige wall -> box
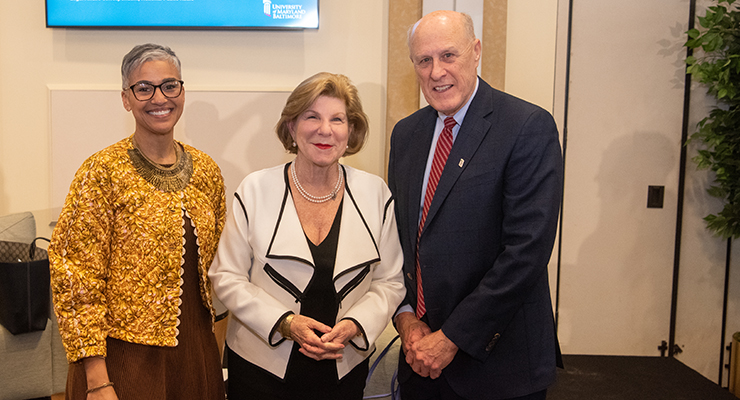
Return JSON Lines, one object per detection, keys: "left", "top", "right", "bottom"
{"left": 676, "top": 1, "right": 740, "bottom": 383}
{"left": 505, "top": 0, "right": 558, "bottom": 112}
{"left": 0, "top": 1, "right": 559, "bottom": 232}
{"left": 558, "top": 0, "right": 686, "bottom": 355}
{"left": 0, "top": 1, "right": 390, "bottom": 228}
{"left": 4, "top": 0, "right": 736, "bottom": 389}
{"left": 553, "top": 0, "right": 740, "bottom": 385}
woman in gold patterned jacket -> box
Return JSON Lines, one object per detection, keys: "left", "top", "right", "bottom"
{"left": 49, "top": 44, "right": 226, "bottom": 400}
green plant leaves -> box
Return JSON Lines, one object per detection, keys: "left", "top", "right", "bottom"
{"left": 685, "top": 1, "right": 740, "bottom": 239}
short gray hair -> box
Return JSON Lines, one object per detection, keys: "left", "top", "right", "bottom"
{"left": 121, "top": 43, "right": 181, "bottom": 90}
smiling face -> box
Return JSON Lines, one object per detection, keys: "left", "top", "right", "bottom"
{"left": 410, "top": 11, "right": 481, "bottom": 116}
{"left": 121, "top": 59, "right": 184, "bottom": 138}
{"left": 290, "top": 95, "right": 350, "bottom": 169}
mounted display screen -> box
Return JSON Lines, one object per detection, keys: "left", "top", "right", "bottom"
{"left": 46, "top": 0, "right": 319, "bottom": 29}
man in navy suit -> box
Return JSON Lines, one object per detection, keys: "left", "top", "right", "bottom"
{"left": 388, "top": 10, "right": 563, "bottom": 400}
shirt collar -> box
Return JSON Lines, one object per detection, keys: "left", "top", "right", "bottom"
{"left": 437, "top": 77, "right": 480, "bottom": 127}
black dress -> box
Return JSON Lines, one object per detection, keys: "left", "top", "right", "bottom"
{"left": 226, "top": 200, "right": 369, "bottom": 400}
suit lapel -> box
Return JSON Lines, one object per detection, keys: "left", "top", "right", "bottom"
{"left": 423, "top": 80, "right": 494, "bottom": 233}
{"left": 267, "top": 167, "right": 381, "bottom": 278}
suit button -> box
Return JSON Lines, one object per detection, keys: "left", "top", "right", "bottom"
{"left": 406, "top": 272, "right": 414, "bottom": 281}
{"left": 485, "top": 333, "right": 501, "bottom": 352}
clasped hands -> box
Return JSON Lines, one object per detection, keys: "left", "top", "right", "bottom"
{"left": 289, "top": 315, "right": 359, "bottom": 361}
{"left": 396, "top": 312, "right": 458, "bottom": 379}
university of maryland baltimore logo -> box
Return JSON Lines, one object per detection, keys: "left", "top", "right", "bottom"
{"left": 263, "top": 0, "right": 308, "bottom": 20}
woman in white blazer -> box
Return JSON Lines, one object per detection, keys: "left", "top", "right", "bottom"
{"left": 209, "top": 72, "right": 405, "bottom": 400}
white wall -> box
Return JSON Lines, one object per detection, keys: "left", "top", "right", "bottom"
{"left": 553, "top": 0, "right": 740, "bottom": 384}
{"left": 0, "top": 1, "right": 560, "bottom": 232}
{"left": 0, "top": 0, "right": 389, "bottom": 235}
{"left": 10, "top": 0, "right": 737, "bottom": 388}
{"left": 421, "top": 0, "right": 559, "bottom": 113}
{"left": 557, "top": 0, "right": 687, "bottom": 356}
{"left": 675, "top": 0, "right": 740, "bottom": 382}
{"left": 677, "top": 82, "right": 740, "bottom": 381}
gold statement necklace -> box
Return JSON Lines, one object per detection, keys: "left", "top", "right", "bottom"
{"left": 128, "top": 137, "right": 193, "bottom": 192}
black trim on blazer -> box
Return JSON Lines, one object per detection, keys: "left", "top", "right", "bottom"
{"left": 334, "top": 166, "right": 382, "bottom": 308}
{"left": 383, "top": 196, "right": 394, "bottom": 225}
{"left": 265, "top": 163, "right": 293, "bottom": 258}
{"left": 343, "top": 165, "right": 381, "bottom": 255}
{"left": 335, "top": 264, "right": 373, "bottom": 309}
{"left": 264, "top": 263, "right": 306, "bottom": 304}
{"left": 268, "top": 310, "right": 295, "bottom": 347}
{"left": 259, "top": 163, "right": 385, "bottom": 332}
{"left": 234, "top": 192, "right": 248, "bottom": 225}
{"left": 265, "top": 163, "right": 313, "bottom": 265}
{"left": 340, "top": 316, "right": 370, "bottom": 351}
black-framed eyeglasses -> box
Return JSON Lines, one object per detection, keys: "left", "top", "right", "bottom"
{"left": 128, "top": 80, "right": 184, "bottom": 101}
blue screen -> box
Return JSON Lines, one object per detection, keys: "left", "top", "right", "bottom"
{"left": 46, "top": 0, "right": 319, "bottom": 29}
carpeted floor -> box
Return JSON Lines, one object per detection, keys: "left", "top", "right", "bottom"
{"left": 362, "top": 338, "right": 740, "bottom": 400}
{"left": 548, "top": 355, "right": 737, "bottom": 400}
{"left": 39, "top": 335, "right": 735, "bottom": 399}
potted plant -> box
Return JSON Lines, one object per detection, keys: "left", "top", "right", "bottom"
{"left": 685, "top": 0, "right": 740, "bottom": 239}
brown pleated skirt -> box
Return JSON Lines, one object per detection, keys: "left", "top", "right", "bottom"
{"left": 64, "top": 216, "right": 225, "bottom": 400}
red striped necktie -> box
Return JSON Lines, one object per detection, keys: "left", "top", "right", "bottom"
{"left": 415, "top": 116, "right": 456, "bottom": 319}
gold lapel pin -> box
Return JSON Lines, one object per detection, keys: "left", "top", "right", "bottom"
{"left": 459, "top": 159, "right": 465, "bottom": 168}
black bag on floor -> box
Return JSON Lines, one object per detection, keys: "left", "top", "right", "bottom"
{"left": 0, "top": 237, "right": 51, "bottom": 335}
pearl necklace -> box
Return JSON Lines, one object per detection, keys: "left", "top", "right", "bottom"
{"left": 290, "top": 162, "right": 343, "bottom": 203}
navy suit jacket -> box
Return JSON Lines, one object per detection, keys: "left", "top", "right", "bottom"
{"left": 388, "top": 78, "right": 563, "bottom": 399}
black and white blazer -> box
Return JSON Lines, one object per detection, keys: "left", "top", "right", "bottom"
{"left": 209, "top": 163, "right": 405, "bottom": 379}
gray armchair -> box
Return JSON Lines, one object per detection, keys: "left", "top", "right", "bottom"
{"left": 0, "top": 212, "right": 67, "bottom": 400}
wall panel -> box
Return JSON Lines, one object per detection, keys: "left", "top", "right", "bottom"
{"left": 557, "top": 0, "right": 688, "bottom": 356}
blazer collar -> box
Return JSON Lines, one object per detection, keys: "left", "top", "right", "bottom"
{"left": 267, "top": 165, "right": 381, "bottom": 276}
